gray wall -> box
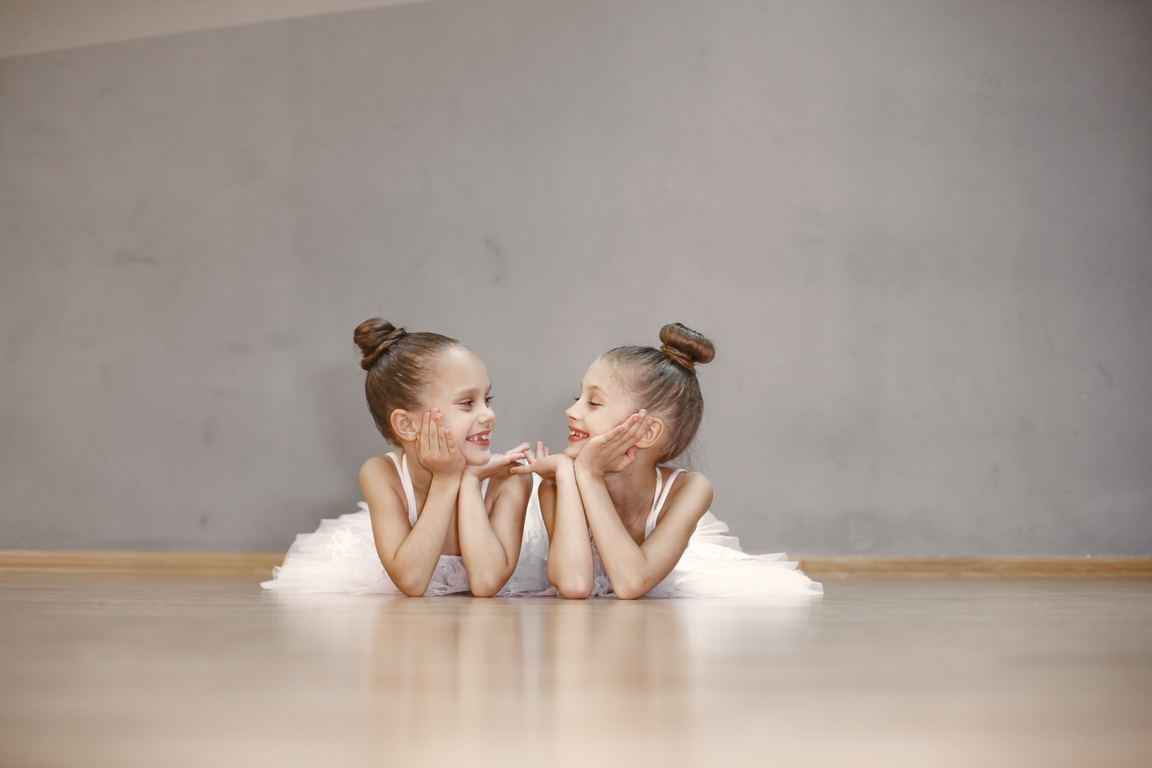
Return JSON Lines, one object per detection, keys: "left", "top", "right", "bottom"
{"left": 2, "top": 0, "right": 1150, "bottom": 556}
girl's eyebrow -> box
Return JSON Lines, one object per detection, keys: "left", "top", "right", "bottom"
{"left": 452, "top": 385, "right": 491, "bottom": 399}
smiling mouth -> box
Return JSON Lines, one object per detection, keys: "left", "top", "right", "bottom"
{"left": 568, "top": 429, "right": 589, "bottom": 442}
{"left": 466, "top": 431, "right": 491, "bottom": 447}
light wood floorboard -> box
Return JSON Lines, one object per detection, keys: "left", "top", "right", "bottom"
{"left": 1, "top": 573, "right": 1150, "bottom": 767}
{"left": 3, "top": 551, "right": 1151, "bottom": 578}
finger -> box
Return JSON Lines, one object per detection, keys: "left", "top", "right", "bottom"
{"left": 418, "top": 411, "right": 432, "bottom": 452}
{"left": 604, "top": 414, "right": 642, "bottom": 447}
{"left": 433, "top": 410, "right": 448, "bottom": 453}
{"left": 429, "top": 410, "right": 440, "bottom": 451}
{"left": 622, "top": 412, "right": 650, "bottom": 442}
{"left": 488, "top": 452, "right": 517, "bottom": 469}
{"left": 618, "top": 446, "right": 638, "bottom": 471}
{"left": 423, "top": 411, "right": 436, "bottom": 453}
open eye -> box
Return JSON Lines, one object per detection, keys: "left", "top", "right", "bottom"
{"left": 484, "top": 396, "right": 494, "bottom": 406}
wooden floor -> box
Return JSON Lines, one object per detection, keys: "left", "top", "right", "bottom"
{"left": 1, "top": 574, "right": 1150, "bottom": 767}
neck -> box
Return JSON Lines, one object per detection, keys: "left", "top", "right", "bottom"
{"left": 398, "top": 445, "right": 433, "bottom": 494}
{"left": 604, "top": 457, "right": 660, "bottom": 520}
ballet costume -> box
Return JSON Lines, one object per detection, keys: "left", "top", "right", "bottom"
{"left": 584, "top": 467, "right": 823, "bottom": 598}
{"left": 261, "top": 452, "right": 551, "bottom": 596}
{"left": 263, "top": 457, "right": 820, "bottom": 598}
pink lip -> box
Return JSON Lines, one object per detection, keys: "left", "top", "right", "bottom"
{"left": 466, "top": 431, "right": 491, "bottom": 446}
{"left": 567, "top": 428, "right": 589, "bottom": 443}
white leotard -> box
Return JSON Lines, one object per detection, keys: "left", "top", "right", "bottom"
{"left": 264, "top": 457, "right": 820, "bottom": 599}
{"left": 384, "top": 452, "right": 487, "bottom": 525}
{"left": 644, "top": 467, "right": 685, "bottom": 539}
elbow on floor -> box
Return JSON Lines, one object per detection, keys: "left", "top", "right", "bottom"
{"left": 611, "top": 581, "right": 649, "bottom": 601}
{"left": 556, "top": 579, "right": 593, "bottom": 600}
{"left": 468, "top": 578, "right": 504, "bottom": 598}
{"left": 394, "top": 578, "right": 430, "bottom": 598}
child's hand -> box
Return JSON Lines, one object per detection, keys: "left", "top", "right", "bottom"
{"left": 574, "top": 410, "right": 652, "bottom": 477}
{"left": 509, "top": 441, "right": 573, "bottom": 480}
{"left": 415, "top": 409, "right": 466, "bottom": 479}
{"left": 464, "top": 443, "right": 531, "bottom": 481}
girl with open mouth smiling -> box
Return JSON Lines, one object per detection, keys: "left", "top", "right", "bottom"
{"left": 513, "top": 323, "right": 822, "bottom": 599}
{"left": 264, "top": 318, "right": 548, "bottom": 597}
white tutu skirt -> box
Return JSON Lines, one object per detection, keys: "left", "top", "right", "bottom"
{"left": 588, "top": 511, "right": 823, "bottom": 598}
{"left": 261, "top": 481, "right": 552, "bottom": 597}
{"left": 263, "top": 483, "right": 821, "bottom": 599}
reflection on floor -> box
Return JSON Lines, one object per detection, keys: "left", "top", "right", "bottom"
{"left": 1, "top": 573, "right": 1149, "bottom": 767}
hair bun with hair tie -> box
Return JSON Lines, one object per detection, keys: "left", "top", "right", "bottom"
{"left": 375, "top": 327, "right": 407, "bottom": 355}
{"left": 658, "top": 322, "right": 715, "bottom": 374}
{"left": 355, "top": 319, "right": 409, "bottom": 370}
{"left": 661, "top": 343, "right": 696, "bottom": 372}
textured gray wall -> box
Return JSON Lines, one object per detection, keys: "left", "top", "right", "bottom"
{"left": 2, "top": 0, "right": 1150, "bottom": 556}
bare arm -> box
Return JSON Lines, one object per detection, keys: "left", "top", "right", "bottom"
{"left": 577, "top": 467, "right": 712, "bottom": 600}
{"left": 362, "top": 411, "right": 463, "bottom": 597}
{"left": 513, "top": 444, "right": 594, "bottom": 598}
{"left": 572, "top": 412, "right": 712, "bottom": 599}
{"left": 457, "top": 445, "right": 532, "bottom": 597}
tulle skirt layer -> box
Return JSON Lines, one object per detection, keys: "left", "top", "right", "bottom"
{"left": 262, "top": 490, "right": 820, "bottom": 599}
{"left": 587, "top": 512, "right": 823, "bottom": 598}
{"left": 261, "top": 498, "right": 552, "bottom": 597}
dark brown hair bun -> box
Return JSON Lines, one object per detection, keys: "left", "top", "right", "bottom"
{"left": 602, "top": 323, "right": 715, "bottom": 463}
{"left": 354, "top": 318, "right": 463, "bottom": 445}
{"left": 354, "top": 319, "right": 408, "bottom": 371}
{"left": 659, "top": 323, "right": 715, "bottom": 373}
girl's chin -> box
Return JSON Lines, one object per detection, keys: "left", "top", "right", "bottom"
{"left": 463, "top": 445, "right": 492, "bottom": 463}
{"left": 562, "top": 442, "right": 583, "bottom": 459}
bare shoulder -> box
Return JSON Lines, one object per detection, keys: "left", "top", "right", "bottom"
{"left": 661, "top": 469, "right": 713, "bottom": 518}
{"left": 360, "top": 453, "right": 400, "bottom": 486}
{"left": 665, "top": 469, "right": 712, "bottom": 498}
{"left": 641, "top": 468, "right": 712, "bottom": 549}
{"left": 359, "top": 453, "right": 406, "bottom": 514}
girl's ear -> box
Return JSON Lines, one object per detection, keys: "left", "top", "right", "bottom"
{"left": 636, "top": 416, "right": 665, "bottom": 451}
{"left": 390, "top": 409, "right": 419, "bottom": 442}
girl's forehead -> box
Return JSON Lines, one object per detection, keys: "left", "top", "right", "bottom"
{"left": 583, "top": 356, "right": 627, "bottom": 390}
{"left": 429, "top": 347, "right": 489, "bottom": 388}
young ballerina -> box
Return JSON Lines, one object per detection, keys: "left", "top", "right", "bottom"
{"left": 263, "top": 319, "right": 549, "bottom": 597}
{"left": 512, "top": 323, "right": 822, "bottom": 599}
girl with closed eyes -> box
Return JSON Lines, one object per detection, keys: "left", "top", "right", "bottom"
{"left": 512, "top": 323, "right": 822, "bottom": 599}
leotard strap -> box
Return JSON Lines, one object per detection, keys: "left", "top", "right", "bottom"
{"left": 385, "top": 452, "right": 419, "bottom": 526}
{"left": 644, "top": 467, "right": 684, "bottom": 539}
{"left": 384, "top": 452, "right": 489, "bottom": 527}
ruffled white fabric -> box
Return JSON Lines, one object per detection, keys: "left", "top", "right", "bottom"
{"left": 586, "top": 511, "right": 823, "bottom": 599}
{"left": 262, "top": 475, "right": 821, "bottom": 599}
{"left": 261, "top": 476, "right": 552, "bottom": 597}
